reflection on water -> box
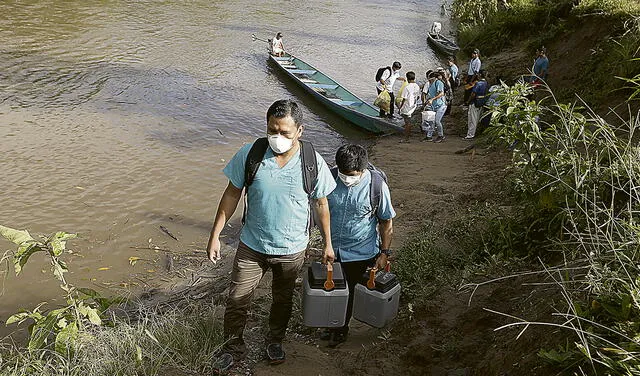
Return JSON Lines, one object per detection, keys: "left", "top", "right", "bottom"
{"left": 0, "top": 0, "right": 446, "bottom": 336}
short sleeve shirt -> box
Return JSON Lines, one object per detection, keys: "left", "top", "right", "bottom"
{"left": 328, "top": 170, "right": 396, "bottom": 262}
{"left": 467, "top": 57, "right": 481, "bottom": 76}
{"left": 223, "top": 141, "right": 336, "bottom": 255}
{"left": 426, "top": 79, "right": 446, "bottom": 109}
{"left": 449, "top": 64, "right": 459, "bottom": 80}
{"left": 400, "top": 82, "right": 421, "bottom": 116}
{"left": 533, "top": 56, "right": 548, "bottom": 78}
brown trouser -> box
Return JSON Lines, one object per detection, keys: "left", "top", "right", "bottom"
{"left": 223, "top": 242, "right": 305, "bottom": 355}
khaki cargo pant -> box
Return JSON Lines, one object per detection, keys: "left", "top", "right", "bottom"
{"left": 223, "top": 242, "right": 305, "bottom": 355}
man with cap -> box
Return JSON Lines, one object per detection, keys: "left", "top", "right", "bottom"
{"left": 272, "top": 32, "right": 285, "bottom": 57}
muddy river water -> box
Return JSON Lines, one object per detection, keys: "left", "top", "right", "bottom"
{"left": 0, "top": 0, "right": 448, "bottom": 336}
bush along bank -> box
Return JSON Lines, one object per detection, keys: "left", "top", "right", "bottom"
{"left": 450, "top": 0, "right": 640, "bottom": 103}
{"left": 389, "top": 1, "right": 640, "bottom": 374}
{"left": 478, "top": 81, "right": 640, "bottom": 374}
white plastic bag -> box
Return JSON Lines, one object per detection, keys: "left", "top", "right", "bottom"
{"left": 422, "top": 110, "right": 436, "bottom": 123}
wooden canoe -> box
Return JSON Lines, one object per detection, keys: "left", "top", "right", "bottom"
{"left": 427, "top": 32, "right": 460, "bottom": 56}
{"left": 269, "top": 53, "right": 403, "bottom": 135}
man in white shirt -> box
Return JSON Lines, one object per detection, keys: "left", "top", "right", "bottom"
{"left": 398, "top": 71, "right": 421, "bottom": 138}
{"left": 375, "top": 61, "right": 405, "bottom": 118}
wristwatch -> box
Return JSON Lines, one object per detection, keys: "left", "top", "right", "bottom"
{"left": 380, "top": 249, "right": 392, "bottom": 257}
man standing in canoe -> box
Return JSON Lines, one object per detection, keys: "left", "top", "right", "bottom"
{"left": 206, "top": 99, "right": 336, "bottom": 373}
{"left": 272, "top": 32, "right": 285, "bottom": 56}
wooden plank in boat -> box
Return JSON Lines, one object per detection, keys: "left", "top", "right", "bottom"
{"left": 289, "top": 69, "right": 317, "bottom": 75}
{"left": 307, "top": 83, "right": 339, "bottom": 90}
{"left": 329, "top": 98, "right": 362, "bottom": 106}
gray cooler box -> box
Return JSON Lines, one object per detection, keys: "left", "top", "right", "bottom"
{"left": 353, "top": 270, "right": 401, "bottom": 328}
{"left": 302, "top": 262, "right": 349, "bottom": 328}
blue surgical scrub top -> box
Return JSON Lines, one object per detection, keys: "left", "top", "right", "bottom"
{"left": 327, "top": 170, "right": 396, "bottom": 262}
{"left": 223, "top": 142, "right": 336, "bottom": 255}
{"left": 428, "top": 79, "right": 446, "bottom": 109}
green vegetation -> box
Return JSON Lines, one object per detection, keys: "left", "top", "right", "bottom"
{"left": 450, "top": 0, "right": 640, "bottom": 102}
{"left": 481, "top": 83, "right": 640, "bottom": 373}
{"left": 0, "top": 225, "right": 224, "bottom": 376}
{"left": 0, "top": 302, "right": 223, "bottom": 376}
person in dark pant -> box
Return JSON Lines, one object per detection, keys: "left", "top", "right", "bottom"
{"left": 376, "top": 61, "right": 405, "bottom": 118}
{"left": 325, "top": 144, "right": 395, "bottom": 347}
{"left": 206, "top": 99, "right": 337, "bottom": 374}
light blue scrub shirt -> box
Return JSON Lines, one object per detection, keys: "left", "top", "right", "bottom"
{"left": 428, "top": 79, "right": 446, "bottom": 109}
{"left": 327, "top": 170, "right": 396, "bottom": 262}
{"left": 223, "top": 142, "right": 336, "bottom": 255}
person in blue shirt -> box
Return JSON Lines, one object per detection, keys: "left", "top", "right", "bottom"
{"left": 325, "top": 144, "right": 395, "bottom": 347}
{"left": 206, "top": 99, "right": 336, "bottom": 373}
{"left": 421, "top": 71, "right": 447, "bottom": 143}
{"left": 532, "top": 47, "right": 549, "bottom": 84}
{"left": 464, "top": 69, "right": 489, "bottom": 140}
{"left": 448, "top": 56, "right": 459, "bottom": 88}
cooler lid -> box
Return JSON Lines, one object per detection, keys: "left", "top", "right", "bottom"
{"left": 308, "top": 262, "right": 346, "bottom": 290}
{"left": 360, "top": 270, "right": 399, "bottom": 293}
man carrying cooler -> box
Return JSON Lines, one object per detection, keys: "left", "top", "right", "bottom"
{"left": 325, "top": 144, "right": 395, "bottom": 347}
{"left": 206, "top": 99, "right": 336, "bottom": 373}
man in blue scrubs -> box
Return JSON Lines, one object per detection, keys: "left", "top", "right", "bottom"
{"left": 326, "top": 144, "right": 395, "bottom": 347}
{"left": 206, "top": 99, "right": 336, "bottom": 372}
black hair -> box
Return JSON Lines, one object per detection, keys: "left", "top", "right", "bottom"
{"left": 266, "top": 99, "right": 303, "bottom": 127}
{"left": 392, "top": 61, "right": 401, "bottom": 70}
{"left": 448, "top": 56, "right": 456, "bottom": 62}
{"left": 406, "top": 71, "right": 416, "bottom": 81}
{"left": 478, "top": 69, "right": 487, "bottom": 78}
{"left": 425, "top": 69, "right": 433, "bottom": 78}
{"left": 335, "top": 144, "right": 368, "bottom": 173}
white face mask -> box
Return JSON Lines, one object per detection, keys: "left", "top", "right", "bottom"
{"left": 338, "top": 171, "right": 363, "bottom": 187}
{"left": 267, "top": 134, "right": 294, "bottom": 154}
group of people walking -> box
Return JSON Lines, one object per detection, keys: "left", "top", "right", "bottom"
{"left": 378, "top": 44, "right": 549, "bottom": 142}
{"left": 376, "top": 57, "right": 459, "bottom": 143}
{"left": 206, "top": 99, "right": 395, "bottom": 374}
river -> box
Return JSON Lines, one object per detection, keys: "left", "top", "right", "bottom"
{"left": 0, "top": 0, "right": 450, "bottom": 337}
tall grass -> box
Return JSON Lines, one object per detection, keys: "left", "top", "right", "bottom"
{"left": 483, "top": 81, "right": 640, "bottom": 374}
{"left": 0, "top": 301, "right": 224, "bottom": 376}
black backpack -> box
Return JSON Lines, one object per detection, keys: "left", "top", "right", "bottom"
{"left": 330, "top": 163, "right": 388, "bottom": 219}
{"left": 375, "top": 66, "right": 391, "bottom": 82}
{"left": 243, "top": 137, "right": 318, "bottom": 225}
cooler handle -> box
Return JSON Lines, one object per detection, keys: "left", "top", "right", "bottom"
{"left": 324, "top": 262, "right": 335, "bottom": 291}
{"left": 366, "top": 267, "right": 377, "bottom": 289}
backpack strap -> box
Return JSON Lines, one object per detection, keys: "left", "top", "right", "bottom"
{"left": 244, "top": 137, "right": 269, "bottom": 187}
{"left": 299, "top": 140, "right": 318, "bottom": 196}
{"left": 369, "top": 169, "right": 384, "bottom": 220}
{"left": 330, "top": 166, "right": 339, "bottom": 180}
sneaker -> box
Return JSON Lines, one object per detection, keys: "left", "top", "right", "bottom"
{"left": 266, "top": 343, "right": 286, "bottom": 365}
{"left": 433, "top": 136, "right": 445, "bottom": 143}
{"left": 212, "top": 353, "right": 234, "bottom": 375}
{"left": 422, "top": 135, "right": 433, "bottom": 142}
{"left": 462, "top": 136, "right": 474, "bottom": 140}
{"left": 328, "top": 331, "right": 348, "bottom": 348}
